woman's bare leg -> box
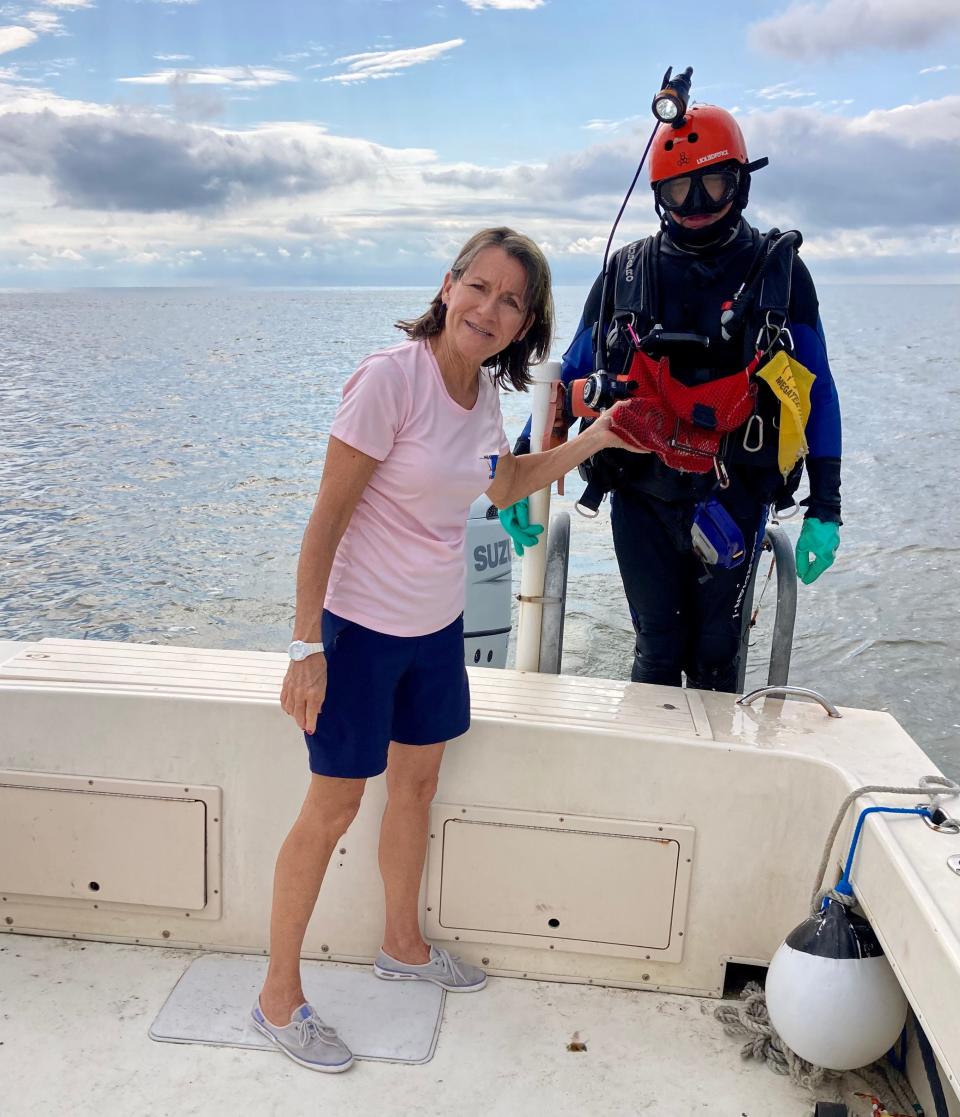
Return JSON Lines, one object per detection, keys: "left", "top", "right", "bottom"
{"left": 259, "top": 773, "right": 366, "bottom": 1025}
{"left": 378, "top": 740, "right": 446, "bottom": 964}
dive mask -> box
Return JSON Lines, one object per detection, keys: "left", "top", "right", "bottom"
{"left": 655, "top": 165, "right": 740, "bottom": 217}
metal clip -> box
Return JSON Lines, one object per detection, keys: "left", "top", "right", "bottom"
{"left": 768, "top": 307, "right": 794, "bottom": 353}
{"left": 771, "top": 497, "right": 800, "bottom": 521}
{"left": 755, "top": 312, "right": 793, "bottom": 359}
{"left": 742, "top": 414, "right": 763, "bottom": 452}
{"left": 713, "top": 458, "right": 729, "bottom": 489}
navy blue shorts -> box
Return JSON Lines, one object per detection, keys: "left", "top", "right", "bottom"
{"left": 304, "top": 610, "right": 471, "bottom": 779}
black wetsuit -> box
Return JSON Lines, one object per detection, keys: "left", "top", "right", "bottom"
{"left": 520, "top": 219, "right": 842, "bottom": 691}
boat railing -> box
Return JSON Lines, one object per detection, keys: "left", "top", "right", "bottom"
{"left": 537, "top": 511, "right": 570, "bottom": 675}
{"left": 535, "top": 517, "right": 798, "bottom": 687}
{"left": 736, "top": 523, "right": 798, "bottom": 693}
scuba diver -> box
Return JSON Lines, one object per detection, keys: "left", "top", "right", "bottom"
{"left": 503, "top": 75, "right": 842, "bottom": 693}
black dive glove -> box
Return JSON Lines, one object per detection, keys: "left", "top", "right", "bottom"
{"left": 796, "top": 455, "right": 842, "bottom": 585}
{"left": 800, "top": 456, "right": 842, "bottom": 525}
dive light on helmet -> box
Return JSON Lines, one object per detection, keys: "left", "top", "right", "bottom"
{"left": 652, "top": 67, "right": 692, "bottom": 127}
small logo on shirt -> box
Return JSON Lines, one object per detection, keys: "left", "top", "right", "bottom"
{"left": 481, "top": 454, "right": 499, "bottom": 479}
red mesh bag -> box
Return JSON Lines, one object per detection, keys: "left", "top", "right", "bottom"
{"left": 657, "top": 365, "right": 756, "bottom": 432}
{"left": 611, "top": 349, "right": 758, "bottom": 472}
{"left": 609, "top": 397, "right": 718, "bottom": 473}
{"left": 625, "top": 349, "right": 662, "bottom": 401}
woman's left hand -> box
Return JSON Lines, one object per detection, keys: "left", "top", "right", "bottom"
{"left": 592, "top": 401, "right": 651, "bottom": 453}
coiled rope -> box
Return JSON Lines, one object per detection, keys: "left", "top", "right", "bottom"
{"left": 714, "top": 982, "right": 920, "bottom": 1111}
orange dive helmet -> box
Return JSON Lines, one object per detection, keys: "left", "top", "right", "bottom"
{"left": 649, "top": 104, "right": 768, "bottom": 221}
{"left": 649, "top": 104, "right": 756, "bottom": 184}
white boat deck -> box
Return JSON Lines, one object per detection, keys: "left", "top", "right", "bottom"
{"left": 4, "top": 934, "right": 865, "bottom": 1117}
{"left": 1, "top": 638, "right": 954, "bottom": 1116}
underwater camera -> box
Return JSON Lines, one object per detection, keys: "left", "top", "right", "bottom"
{"left": 570, "top": 325, "right": 710, "bottom": 419}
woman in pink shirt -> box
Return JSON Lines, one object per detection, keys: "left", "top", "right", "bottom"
{"left": 252, "top": 227, "right": 643, "bottom": 1072}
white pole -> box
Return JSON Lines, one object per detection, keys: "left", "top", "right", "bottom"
{"left": 515, "top": 359, "right": 561, "bottom": 672}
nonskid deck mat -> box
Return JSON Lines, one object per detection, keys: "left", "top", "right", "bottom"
{"left": 149, "top": 952, "right": 445, "bottom": 1064}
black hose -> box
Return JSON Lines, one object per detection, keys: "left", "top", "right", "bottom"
{"left": 594, "top": 122, "right": 661, "bottom": 375}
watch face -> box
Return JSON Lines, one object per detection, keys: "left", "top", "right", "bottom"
{"left": 289, "top": 641, "right": 306, "bottom": 660}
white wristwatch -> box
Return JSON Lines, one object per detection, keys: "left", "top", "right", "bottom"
{"left": 288, "top": 640, "right": 324, "bottom": 662}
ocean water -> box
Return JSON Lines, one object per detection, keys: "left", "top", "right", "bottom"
{"left": 1, "top": 284, "right": 958, "bottom": 780}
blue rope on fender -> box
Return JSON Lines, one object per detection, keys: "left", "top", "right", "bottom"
{"left": 826, "top": 805, "right": 931, "bottom": 906}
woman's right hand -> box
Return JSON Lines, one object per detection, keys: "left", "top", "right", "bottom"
{"left": 280, "top": 655, "right": 328, "bottom": 734}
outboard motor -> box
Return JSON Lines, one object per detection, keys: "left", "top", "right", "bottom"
{"left": 464, "top": 497, "right": 512, "bottom": 668}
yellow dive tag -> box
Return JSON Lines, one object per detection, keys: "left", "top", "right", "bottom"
{"left": 757, "top": 350, "right": 816, "bottom": 477}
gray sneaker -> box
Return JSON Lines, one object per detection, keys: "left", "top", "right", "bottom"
{"left": 373, "top": 945, "right": 487, "bottom": 992}
{"left": 251, "top": 999, "right": 354, "bottom": 1072}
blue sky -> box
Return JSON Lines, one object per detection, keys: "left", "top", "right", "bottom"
{"left": 0, "top": 0, "right": 957, "bottom": 286}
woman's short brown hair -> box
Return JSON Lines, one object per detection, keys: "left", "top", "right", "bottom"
{"left": 395, "top": 227, "right": 554, "bottom": 392}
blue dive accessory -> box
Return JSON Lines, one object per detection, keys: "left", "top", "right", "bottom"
{"left": 690, "top": 498, "right": 746, "bottom": 568}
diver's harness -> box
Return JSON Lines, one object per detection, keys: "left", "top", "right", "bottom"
{"left": 577, "top": 226, "right": 803, "bottom": 518}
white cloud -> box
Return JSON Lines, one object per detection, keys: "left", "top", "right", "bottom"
{"left": 119, "top": 66, "right": 297, "bottom": 88}
{"left": 582, "top": 115, "right": 642, "bottom": 133}
{"left": 750, "top": 0, "right": 960, "bottom": 59}
{"left": 318, "top": 39, "right": 463, "bottom": 84}
{"left": 0, "top": 27, "right": 39, "bottom": 54}
{"left": 0, "top": 82, "right": 957, "bottom": 283}
{"left": 155, "top": 53, "right": 193, "bottom": 62}
{"left": 25, "top": 10, "right": 64, "bottom": 34}
{"left": 563, "top": 235, "right": 608, "bottom": 255}
{"left": 462, "top": 0, "right": 544, "bottom": 9}
{"left": 0, "top": 76, "right": 112, "bottom": 115}
{"left": 3, "top": 2, "right": 93, "bottom": 49}
{"left": 805, "top": 98, "right": 854, "bottom": 112}
{"left": 741, "top": 95, "right": 960, "bottom": 232}
{"left": 0, "top": 96, "right": 436, "bottom": 214}
{"left": 751, "top": 81, "right": 815, "bottom": 101}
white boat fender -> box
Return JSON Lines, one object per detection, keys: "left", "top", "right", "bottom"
{"left": 765, "top": 896, "right": 908, "bottom": 1072}
{"left": 767, "top": 778, "right": 960, "bottom": 1073}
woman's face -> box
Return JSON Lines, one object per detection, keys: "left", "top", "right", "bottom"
{"left": 440, "top": 246, "right": 532, "bottom": 365}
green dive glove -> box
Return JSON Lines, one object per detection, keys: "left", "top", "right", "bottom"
{"left": 498, "top": 498, "right": 544, "bottom": 557}
{"left": 795, "top": 517, "right": 840, "bottom": 585}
